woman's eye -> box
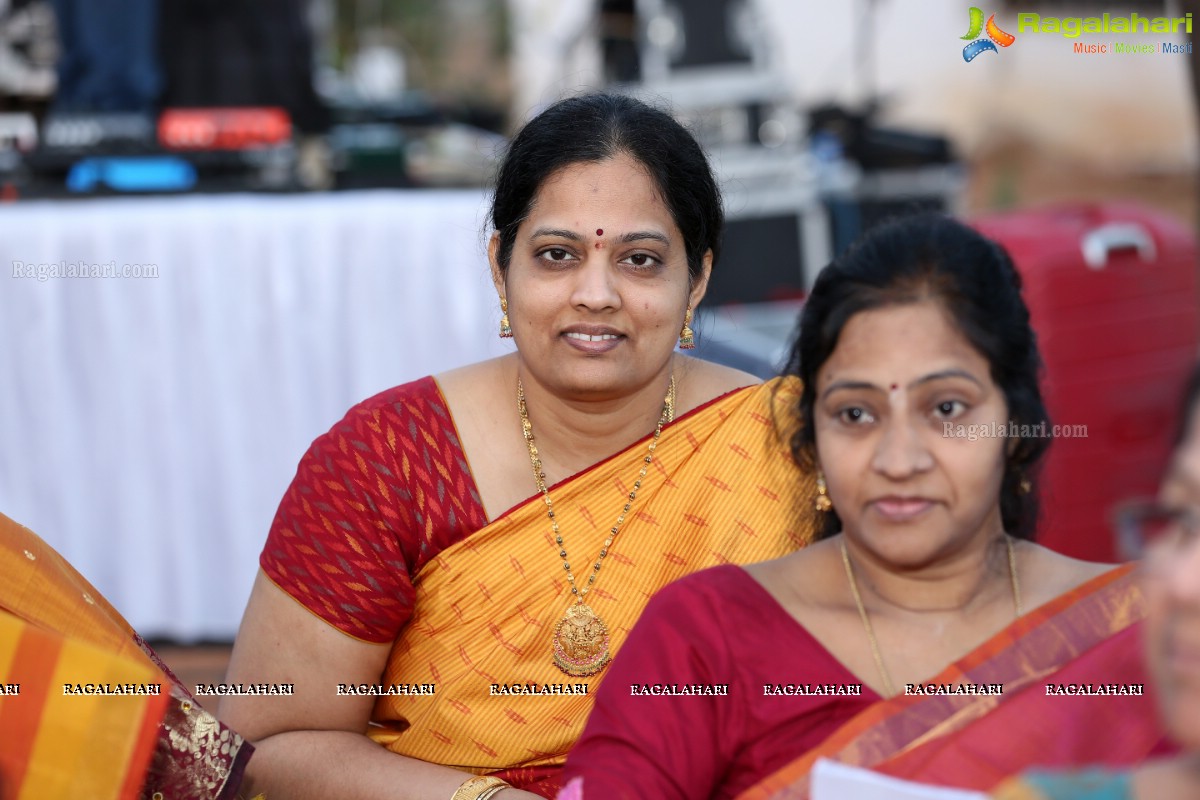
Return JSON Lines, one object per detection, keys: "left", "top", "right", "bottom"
{"left": 933, "top": 400, "right": 966, "bottom": 419}
{"left": 623, "top": 253, "right": 661, "bottom": 269}
{"left": 542, "top": 248, "right": 572, "bottom": 262}
{"left": 837, "top": 407, "right": 875, "bottom": 425}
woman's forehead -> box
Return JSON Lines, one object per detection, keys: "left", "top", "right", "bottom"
{"left": 523, "top": 158, "right": 678, "bottom": 236}
{"left": 819, "top": 302, "right": 991, "bottom": 386}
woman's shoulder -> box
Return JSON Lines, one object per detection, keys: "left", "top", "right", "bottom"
{"left": 301, "top": 376, "right": 444, "bottom": 443}
{"left": 637, "top": 564, "right": 781, "bottom": 636}
{"left": 650, "top": 563, "right": 753, "bottom": 608}
{"left": 743, "top": 542, "right": 843, "bottom": 614}
{"left": 353, "top": 374, "right": 443, "bottom": 411}
{"left": 308, "top": 370, "right": 491, "bottom": 458}
{"left": 433, "top": 356, "right": 512, "bottom": 407}
{"left": 650, "top": 558, "right": 831, "bottom": 635}
{"left": 676, "top": 355, "right": 760, "bottom": 403}
{"left": 630, "top": 565, "right": 807, "bottom": 663}
{"left": 1018, "top": 541, "right": 1126, "bottom": 607}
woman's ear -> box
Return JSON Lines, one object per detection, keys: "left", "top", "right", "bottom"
{"left": 489, "top": 232, "right": 505, "bottom": 297}
{"left": 687, "top": 248, "right": 714, "bottom": 309}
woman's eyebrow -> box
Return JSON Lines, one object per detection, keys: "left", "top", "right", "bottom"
{"left": 528, "top": 227, "right": 582, "bottom": 241}
{"left": 911, "top": 369, "right": 985, "bottom": 389}
{"left": 821, "top": 380, "right": 879, "bottom": 400}
{"left": 820, "top": 370, "right": 984, "bottom": 401}
{"left": 618, "top": 231, "right": 671, "bottom": 246}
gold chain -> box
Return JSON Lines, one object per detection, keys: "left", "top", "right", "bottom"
{"left": 840, "top": 536, "right": 1021, "bottom": 697}
{"left": 518, "top": 375, "right": 675, "bottom": 602}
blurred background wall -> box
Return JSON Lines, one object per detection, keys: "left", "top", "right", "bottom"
{"left": 511, "top": 0, "right": 1197, "bottom": 221}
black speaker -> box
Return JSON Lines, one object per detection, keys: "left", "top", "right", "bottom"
{"left": 662, "top": 0, "right": 753, "bottom": 70}
{"left": 706, "top": 214, "right": 806, "bottom": 306}
{"left": 159, "top": 0, "right": 328, "bottom": 133}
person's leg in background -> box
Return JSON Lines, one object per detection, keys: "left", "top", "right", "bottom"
{"left": 50, "top": 0, "right": 161, "bottom": 112}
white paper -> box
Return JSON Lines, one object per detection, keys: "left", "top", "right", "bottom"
{"left": 811, "top": 758, "right": 990, "bottom": 800}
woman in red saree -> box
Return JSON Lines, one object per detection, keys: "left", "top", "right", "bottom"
{"left": 559, "top": 215, "right": 1170, "bottom": 800}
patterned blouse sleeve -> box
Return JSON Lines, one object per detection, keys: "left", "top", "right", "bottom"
{"left": 259, "top": 391, "right": 421, "bottom": 643}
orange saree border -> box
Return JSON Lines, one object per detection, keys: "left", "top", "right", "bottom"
{"left": 367, "top": 378, "right": 815, "bottom": 776}
{"left": 738, "top": 564, "right": 1147, "bottom": 800}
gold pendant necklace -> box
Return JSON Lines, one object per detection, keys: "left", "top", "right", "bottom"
{"left": 840, "top": 536, "right": 1022, "bottom": 697}
{"left": 518, "top": 374, "right": 676, "bottom": 677}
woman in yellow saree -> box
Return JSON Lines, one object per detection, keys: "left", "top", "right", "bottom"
{"left": 219, "top": 93, "right": 816, "bottom": 800}
{"left": 559, "top": 214, "right": 1171, "bottom": 800}
{"left": 0, "top": 512, "right": 251, "bottom": 799}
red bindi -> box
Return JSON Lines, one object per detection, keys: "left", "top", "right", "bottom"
{"left": 596, "top": 228, "right": 603, "bottom": 236}
{"left": 890, "top": 384, "right": 899, "bottom": 391}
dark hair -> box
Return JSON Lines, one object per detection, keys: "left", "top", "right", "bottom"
{"left": 1175, "top": 363, "right": 1200, "bottom": 445}
{"left": 784, "top": 213, "right": 1050, "bottom": 541}
{"left": 489, "top": 93, "right": 722, "bottom": 284}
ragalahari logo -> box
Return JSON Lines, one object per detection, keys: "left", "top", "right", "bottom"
{"left": 962, "top": 7, "right": 1016, "bottom": 61}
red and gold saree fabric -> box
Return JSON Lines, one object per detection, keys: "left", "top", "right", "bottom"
{"left": 739, "top": 564, "right": 1167, "bottom": 800}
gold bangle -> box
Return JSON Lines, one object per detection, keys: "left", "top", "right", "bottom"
{"left": 450, "top": 775, "right": 510, "bottom": 800}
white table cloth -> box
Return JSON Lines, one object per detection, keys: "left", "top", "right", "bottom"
{"left": 0, "top": 190, "right": 513, "bottom": 640}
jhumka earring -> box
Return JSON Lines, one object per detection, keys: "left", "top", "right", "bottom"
{"left": 678, "top": 307, "right": 695, "bottom": 349}
{"left": 499, "top": 297, "right": 513, "bottom": 338}
{"left": 814, "top": 472, "right": 833, "bottom": 512}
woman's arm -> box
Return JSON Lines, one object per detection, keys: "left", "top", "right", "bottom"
{"left": 219, "top": 572, "right": 540, "bottom": 800}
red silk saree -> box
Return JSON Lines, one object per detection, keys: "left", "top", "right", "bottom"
{"left": 561, "top": 563, "right": 1167, "bottom": 800}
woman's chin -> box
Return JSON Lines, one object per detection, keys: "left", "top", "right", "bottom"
{"left": 846, "top": 534, "right": 950, "bottom": 572}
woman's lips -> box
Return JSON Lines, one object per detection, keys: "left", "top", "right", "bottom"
{"left": 562, "top": 330, "right": 624, "bottom": 353}
{"left": 870, "top": 497, "right": 935, "bottom": 522}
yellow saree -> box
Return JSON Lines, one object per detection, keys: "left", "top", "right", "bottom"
{"left": 0, "top": 610, "right": 167, "bottom": 800}
{"left": 367, "top": 378, "right": 815, "bottom": 785}
{"left": 0, "top": 513, "right": 252, "bottom": 800}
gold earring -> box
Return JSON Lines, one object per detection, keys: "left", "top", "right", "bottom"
{"left": 499, "top": 297, "right": 513, "bottom": 339}
{"left": 814, "top": 472, "right": 833, "bottom": 512}
{"left": 678, "top": 307, "right": 695, "bottom": 350}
